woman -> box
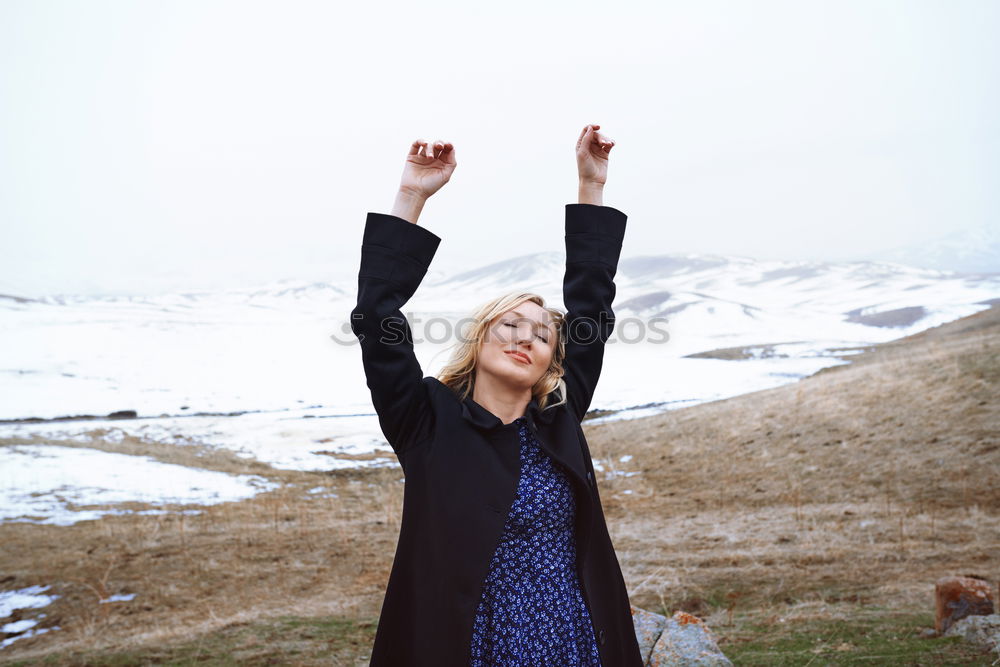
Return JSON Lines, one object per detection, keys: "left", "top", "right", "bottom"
{"left": 350, "top": 124, "right": 643, "bottom": 666}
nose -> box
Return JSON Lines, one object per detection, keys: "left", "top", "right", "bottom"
{"left": 513, "top": 325, "right": 534, "bottom": 345}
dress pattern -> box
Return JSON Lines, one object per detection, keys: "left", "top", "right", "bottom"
{"left": 469, "top": 416, "right": 602, "bottom": 666}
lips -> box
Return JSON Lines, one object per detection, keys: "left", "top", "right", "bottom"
{"left": 505, "top": 351, "right": 531, "bottom": 364}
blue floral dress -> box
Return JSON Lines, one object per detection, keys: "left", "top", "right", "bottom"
{"left": 469, "top": 416, "right": 603, "bottom": 666}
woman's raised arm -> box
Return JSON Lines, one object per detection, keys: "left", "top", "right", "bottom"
{"left": 560, "top": 124, "right": 626, "bottom": 422}
{"left": 349, "top": 139, "right": 456, "bottom": 457}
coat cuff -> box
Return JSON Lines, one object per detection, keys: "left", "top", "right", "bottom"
{"left": 360, "top": 212, "right": 442, "bottom": 285}
{"left": 565, "top": 204, "right": 627, "bottom": 267}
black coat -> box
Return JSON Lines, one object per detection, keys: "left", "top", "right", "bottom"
{"left": 350, "top": 203, "right": 644, "bottom": 667}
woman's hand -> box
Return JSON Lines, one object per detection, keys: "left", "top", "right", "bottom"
{"left": 576, "top": 124, "right": 614, "bottom": 187}
{"left": 400, "top": 139, "right": 456, "bottom": 199}
{"left": 391, "top": 139, "right": 456, "bottom": 223}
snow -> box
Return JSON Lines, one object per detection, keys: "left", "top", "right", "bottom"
{"left": 0, "top": 255, "right": 997, "bottom": 527}
{"left": 0, "top": 445, "right": 278, "bottom": 525}
{"left": 1, "top": 408, "right": 395, "bottom": 473}
{"left": 2, "top": 619, "right": 40, "bottom": 634}
{"left": 0, "top": 585, "right": 57, "bottom": 618}
{"left": 0, "top": 585, "right": 60, "bottom": 650}
{"left": 1, "top": 624, "right": 57, "bottom": 649}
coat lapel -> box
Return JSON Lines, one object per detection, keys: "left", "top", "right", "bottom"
{"left": 459, "top": 393, "right": 589, "bottom": 491}
{"left": 458, "top": 393, "right": 558, "bottom": 428}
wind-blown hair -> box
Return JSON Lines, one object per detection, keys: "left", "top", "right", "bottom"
{"left": 436, "top": 292, "right": 568, "bottom": 412}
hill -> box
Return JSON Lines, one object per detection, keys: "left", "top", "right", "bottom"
{"left": 1, "top": 307, "right": 996, "bottom": 663}
{"left": 582, "top": 303, "right": 999, "bottom": 660}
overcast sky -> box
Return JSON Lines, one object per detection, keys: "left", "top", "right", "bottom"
{"left": 1, "top": 0, "right": 997, "bottom": 297}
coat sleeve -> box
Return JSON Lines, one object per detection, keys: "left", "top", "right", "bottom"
{"left": 561, "top": 203, "right": 628, "bottom": 422}
{"left": 349, "top": 212, "right": 442, "bottom": 455}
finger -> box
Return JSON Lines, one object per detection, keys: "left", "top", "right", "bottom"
{"left": 433, "top": 140, "right": 447, "bottom": 160}
{"left": 577, "top": 124, "right": 591, "bottom": 145}
{"left": 440, "top": 142, "right": 456, "bottom": 164}
{"left": 408, "top": 140, "right": 424, "bottom": 156}
{"left": 578, "top": 123, "right": 600, "bottom": 149}
{"left": 588, "top": 128, "right": 604, "bottom": 150}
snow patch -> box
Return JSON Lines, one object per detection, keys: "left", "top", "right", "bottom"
{"left": 0, "top": 445, "right": 278, "bottom": 526}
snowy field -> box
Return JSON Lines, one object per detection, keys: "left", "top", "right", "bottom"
{"left": 1, "top": 259, "right": 997, "bottom": 528}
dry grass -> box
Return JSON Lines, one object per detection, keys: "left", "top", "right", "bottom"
{"left": 1, "top": 306, "right": 998, "bottom": 664}
{"left": 0, "top": 441, "right": 407, "bottom": 662}
{"left": 583, "top": 305, "right": 1000, "bottom": 659}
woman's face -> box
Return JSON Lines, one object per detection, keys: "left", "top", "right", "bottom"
{"left": 476, "top": 301, "right": 557, "bottom": 392}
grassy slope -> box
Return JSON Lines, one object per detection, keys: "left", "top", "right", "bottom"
{"left": 2, "top": 306, "right": 998, "bottom": 665}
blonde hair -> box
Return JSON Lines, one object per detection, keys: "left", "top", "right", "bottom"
{"left": 437, "top": 292, "right": 568, "bottom": 411}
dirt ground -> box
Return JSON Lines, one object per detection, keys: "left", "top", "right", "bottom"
{"left": 1, "top": 305, "right": 998, "bottom": 664}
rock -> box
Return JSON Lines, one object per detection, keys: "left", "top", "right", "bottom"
{"left": 632, "top": 604, "right": 669, "bottom": 659}
{"left": 630, "top": 604, "right": 733, "bottom": 666}
{"left": 934, "top": 575, "right": 996, "bottom": 633}
{"left": 943, "top": 613, "right": 1000, "bottom": 653}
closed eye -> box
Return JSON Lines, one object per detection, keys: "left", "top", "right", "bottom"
{"left": 504, "top": 321, "right": 549, "bottom": 343}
